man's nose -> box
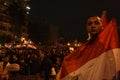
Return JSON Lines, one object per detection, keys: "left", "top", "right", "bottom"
{"left": 91, "top": 25, "right": 96, "bottom": 28}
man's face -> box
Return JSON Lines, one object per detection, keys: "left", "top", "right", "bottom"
{"left": 87, "top": 16, "right": 103, "bottom": 36}
{"left": 4, "top": 56, "right": 10, "bottom": 62}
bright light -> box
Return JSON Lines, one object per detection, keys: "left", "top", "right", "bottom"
{"left": 21, "top": 37, "right": 25, "bottom": 41}
{"left": 69, "top": 47, "right": 74, "bottom": 51}
{"left": 67, "top": 43, "right": 70, "bottom": 46}
{"left": 29, "top": 40, "right": 32, "bottom": 44}
{"left": 26, "top": 6, "right": 31, "bottom": 10}
{"left": 77, "top": 43, "right": 82, "bottom": 47}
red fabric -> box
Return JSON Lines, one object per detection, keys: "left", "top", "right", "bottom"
{"left": 101, "top": 11, "right": 107, "bottom": 28}
{"left": 60, "top": 18, "right": 119, "bottom": 79}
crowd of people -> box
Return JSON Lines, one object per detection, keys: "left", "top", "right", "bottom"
{"left": 0, "top": 45, "right": 71, "bottom": 80}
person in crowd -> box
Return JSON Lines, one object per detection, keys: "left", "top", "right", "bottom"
{"left": 24, "top": 52, "right": 38, "bottom": 80}
{"left": 0, "top": 55, "right": 11, "bottom": 80}
{"left": 10, "top": 54, "right": 19, "bottom": 64}
{"left": 18, "top": 58, "right": 28, "bottom": 80}
{"left": 38, "top": 50, "right": 56, "bottom": 80}
{"left": 54, "top": 57, "right": 62, "bottom": 74}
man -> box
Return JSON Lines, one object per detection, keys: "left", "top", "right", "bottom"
{"left": 57, "top": 15, "right": 120, "bottom": 80}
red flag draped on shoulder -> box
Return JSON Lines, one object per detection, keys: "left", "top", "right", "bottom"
{"left": 58, "top": 18, "right": 120, "bottom": 80}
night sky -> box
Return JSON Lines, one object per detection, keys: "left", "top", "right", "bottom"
{"left": 29, "top": 0, "right": 120, "bottom": 42}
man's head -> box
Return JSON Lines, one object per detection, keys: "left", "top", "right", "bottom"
{"left": 4, "top": 55, "right": 10, "bottom": 63}
{"left": 87, "top": 16, "right": 103, "bottom": 38}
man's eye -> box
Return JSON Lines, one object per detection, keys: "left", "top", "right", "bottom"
{"left": 95, "top": 21, "right": 100, "bottom": 25}
{"left": 87, "top": 22, "right": 92, "bottom": 26}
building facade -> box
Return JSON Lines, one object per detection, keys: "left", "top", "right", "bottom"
{"left": 0, "top": 0, "right": 30, "bottom": 44}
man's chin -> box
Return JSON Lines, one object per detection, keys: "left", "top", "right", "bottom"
{"left": 90, "top": 32, "right": 98, "bottom": 35}
{"left": 90, "top": 32, "right": 99, "bottom": 37}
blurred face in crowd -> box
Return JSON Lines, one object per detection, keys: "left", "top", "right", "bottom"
{"left": 39, "top": 50, "right": 45, "bottom": 59}
{"left": 19, "top": 59, "right": 25, "bottom": 64}
{"left": 87, "top": 16, "right": 103, "bottom": 37}
{"left": 12, "top": 55, "right": 18, "bottom": 60}
{"left": 4, "top": 56, "right": 10, "bottom": 63}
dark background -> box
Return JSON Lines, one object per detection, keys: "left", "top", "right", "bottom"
{"left": 29, "top": 0, "right": 120, "bottom": 43}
